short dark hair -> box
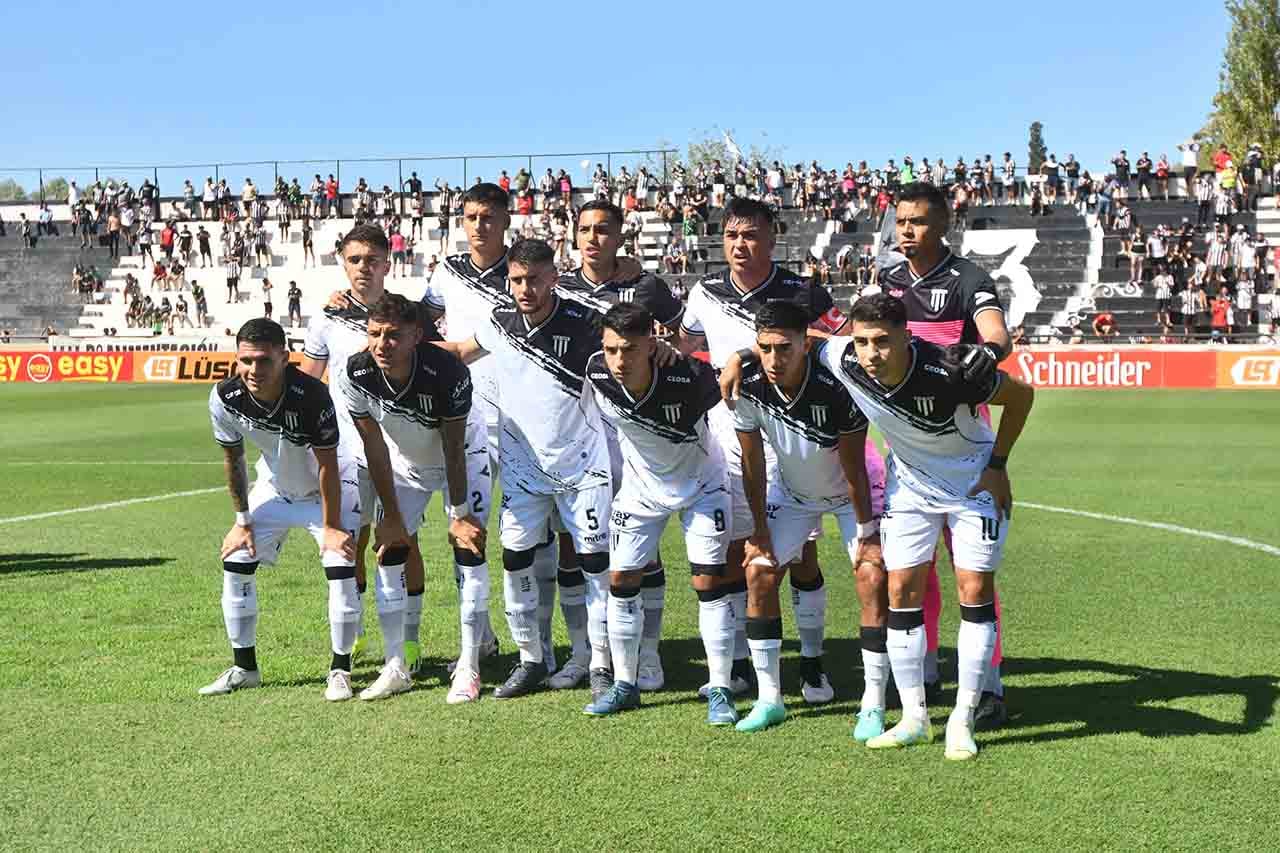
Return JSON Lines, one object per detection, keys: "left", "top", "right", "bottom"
{"left": 461, "top": 182, "right": 509, "bottom": 211}
{"left": 754, "top": 300, "right": 810, "bottom": 335}
{"left": 602, "top": 303, "right": 653, "bottom": 338}
{"left": 507, "top": 238, "right": 556, "bottom": 270}
{"left": 368, "top": 292, "right": 421, "bottom": 327}
{"left": 338, "top": 223, "right": 389, "bottom": 256}
{"left": 850, "top": 293, "right": 908, "bottom": 328}
{"left": 896, "top": 182, "right": 950, "bottom": 223}
{"left": 576, "top": 199, "right": 624, "bottom": 230}
{"left": 723, "top": 197, "right": 775, "bottom": 228}
{"left": 236, "top": 317, "right": 287, "bottom": 348}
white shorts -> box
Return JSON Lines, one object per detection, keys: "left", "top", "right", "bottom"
{"left": 225, "top": 477, "right": 360, "bottom": 568}
{"left": 500, "top": 484, "right": 612, "bottom": 554}
{"left": 880, "top": 477, "right": 1008, "bottom": 573}
{"left": 610, "top": 479, "right": 731, "bottom": 572}
{"left": 707, "top": 402, "right": 758, "bottom": 541}
{"left": 768, "top": 479, "right": 885, "bottom": 567}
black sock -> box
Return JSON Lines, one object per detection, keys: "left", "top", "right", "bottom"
{"left": 331, "top": 652, "right": 352, "bottom": 672}
{"left": 233, "top": 646, "right": 258, "bottom": 672}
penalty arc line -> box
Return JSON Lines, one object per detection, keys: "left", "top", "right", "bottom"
{"left": 1019, "top": 502, "right": 1280, "bottom": 558}
{"left": 0, "top": 487, "right": 222, "bottom": 525}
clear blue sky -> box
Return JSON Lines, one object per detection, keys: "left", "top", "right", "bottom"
{"left": 1, "top": 0, "right": 1231, "bottom": 190}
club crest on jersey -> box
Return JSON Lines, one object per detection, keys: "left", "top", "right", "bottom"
{"left": 284, "top": 411, "right": 300, "bottom": 431}
{"left": 662, "top": 403, "right": 682, "bottom": 424}
{"left": 929, "top": 289, "right": 948, "bottom": 312}
{"left": 418, "top": 393, "right": 434, "bottom": 414}
{"left": 914, "top": 396, "right": 935, "bottom": 415}
{"left": 810, "top": 404, "right": 828, "bottom": 427}
{"left": 552, "top": 335, "right": 571, "bottom": 358}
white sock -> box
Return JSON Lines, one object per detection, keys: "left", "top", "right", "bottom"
{"left": 748, "top": 638, "right": 783, "bottom": 705}
{"left": 502, "top": 565, "right": 541, "bottom": 664}
{"left": 729, "top": 589, "right": 749, "bottom": 661}
{"left": 640, "top": 568, "right": 665, "bottom": 660}
{"left": 584, "top": 571, "right": 612, "bottom": 672}
{"left": 532, "top": 545, "right": 557, "bottom": 669}
{"left": 326, "top": 577, "right": 359, "bottom": 658}
{"left": 404, "top": 592, "right": 423, "bottom": 646}
{"left": 559, "top": 569, "right": 590, "bottom": 664}
{"left": 698, "top": 597, "right": 735, "bottom": 689}
{"left": 957, "top": 604, "right": 997, "bottom": 712}
{"left": 791, "top": 580, "right": 826, "bottom": 659}
{"left": 458, "top": 559, "right": 495, "bottom": 647}
{"left": 222, "top": 570, "right": 258, "bottom": 651}
{"left": 607, "top": 590, "right": 644, "bottom": 686}
{"left": 458, "top": 562, "right": 489, "bottom": 672}
{"left": 888, "top": 607, "right": 927, "bottom": 722}
{"left": 861, "top": 649, "right": 890, "bottom": 710}
{"left": 374, "top": 563, "right": 407, "bottom": 666}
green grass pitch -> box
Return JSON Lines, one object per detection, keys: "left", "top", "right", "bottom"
{"left": 0, "top": 384, "right": 1277, "bottom": 851}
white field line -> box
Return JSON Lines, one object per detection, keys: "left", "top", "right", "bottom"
{"left": 0, "top": 487, "right": 221, "bottom": 525}
{"left": 1020, "top": 502, "right": 1280, "bottom": 558}
{"left": 1, "top": 461, "right": 221, "bottom": 466}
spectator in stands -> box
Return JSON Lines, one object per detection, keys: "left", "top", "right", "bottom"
{"left": 558, "top": 169, "right": 573, "bottom": 207}
{"left": 1125, "top": 225, "right": 1147, "bottom": 284}
{"left": 158, "top": 297, "right": 173, "bottom": 334}
{"left": 261, "top": 278, "right": 273, "bottom": 320}
{"left": 1041, "top": 154, "right": 1060, "bottom": 204}
{"left": 302, "top": 216, "right": 316, "bottom": 267}
{"left": 1210, "top": 285, "right": 1233, "bottom": 342}
{"left": 390, "top": 229, "right": 407, "bottom": 278}
{"left": 952, "top": 181, "right": 971, "bottom": 231}
{"left": 1092, "top": 311, "right": 1117, "bottom": 338}
{"left": 287, "top": 280, "right": 302, "bottom": 327}
{"left": 663, "top": 236, "right": 687, "bottom": 274}
{"left": 192, "top": 281, "right": 208, "bottom": 326}
{"left": 226, "top": 252, "right": 241, "bottom": 303}
{"left": 325, "top": 174, "right": 339, "bottom": 218}
{"left": 1206, "top": 227, "right": 1229, "bottom": 285}
{"left": 1112, "top": 198, "right": 1132, "bottom": 235}
{"left": 1178, "top": 141, "right": 1200, "bottom": 200}
{"left": 201, "top": 178, "right": 217, "bottom": 220}
{"left": 1112, "top": 150, "right": 1131, "bottom": 200}
{"left": 1001, "top": 153, "right": 1017, "bottom": 204}
{"left": 168, "top": 259, "right": 187, "bottom": 292}
{"left": 1135, "top": 152, "right": 1153, "bottom": 200}
{"left": 1068, "top": 321, "right": 1086, "bottom": 344}
{"left": 1195, "top": 172, "right": 1214, "bottom": 227}
{"left": 409, "top": 192, "right": 424, "bottom": 239}
{"left": 174, "top": 294, "right": 193, "bottom": 330}
{"left": 1096, "top": 175, "right": 1114, "bottom": 228}
{"left": 241, "top": 178, "right": 257, "bottom": 217}
{"left": 1153, "top": 264, "right": 1174, "bottom": 326}
{"left": 1252, "top": 232, "right": 1269, "bottom": 290}
{"left": 1155, "top": 154, "right": 1171, "bottom": 201}
{"left": 137, "top": 222, "right": 154, "bottom": 264}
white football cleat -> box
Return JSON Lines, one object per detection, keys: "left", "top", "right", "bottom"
{"left": 446, "top": 667, "right": 482, "bottom": 704}
{"left": 801, "top": 673, "right": 835, "bottom": 705}
{"left": 359, "top": 663, "right": 412, "bottom": 701}
{"left": 324, "top": 669, "right": 353, "bottom": 702}
{"left": 698, "top": 675, "right": 750, "bottom": 699}
{"left": 945, "top": 712, "right": 980, "bottom": 761}
{"left": 637, "top": 653, "right": 665, "bottom": 692}
{"left": 547, "top": 659, "right": 589, "bottom": 690}
{"left": 198, "top": 666, "right": 261, "bottom": 696}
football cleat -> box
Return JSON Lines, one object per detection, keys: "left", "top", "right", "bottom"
{"left": 198, "top": 666, "right": 261, "bottom": 696}
{"left": 865, "top": 717, "right": 933, "bottom": 749}
{"left": 583, "top": 681, "right": 641, "bottom": 716}
{"left": 403, "top": 640, "right": 421, "bottom": 674}
{"left": 852, "top": 707, "right": 886, "bottom": 743}
{"left": 493, "top": 661, "right": 549, "bottom": 699}
{"left": 447, "top": 634, "right": 499, "bottom": 675}
{"left": 799, "top": 657, "right": 835, "bottom": 704}
{"left": 547, "top": 659, "right": 589, "bottom": 690}
{"left": 588, "top": 668, "right": 614, "bottom": 701}
{"left": 636, "top": 653, "right": 665, "bottom": 692}
{"left": 706, "top": 686, "right": 739, "bottom": 726}
{"left": 358, "top": 663, "right": 412, "bottom": 701}
{"left": 446, "top": 667, "right": 482, "bottom": 705}
{"left": 324, "top": 669, "right": 353, "bottom": 702}
{"left": 945, "top": 712, "right": 980, "bottom": 761}
{"left": 973, "top": 691, "right": 1009, "bottom": 730}
{"left": 698, "top": 675, "right": 751, "bottom": 699}
{"left": 735, "top": 701, "right": 786, "bottom": 733}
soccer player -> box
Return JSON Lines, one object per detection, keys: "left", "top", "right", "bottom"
{"left": 729, "top": 301, "right": 883, "bottom": 732}
{"left": 201, "top": 318, "right": 359, "bottom": 700}
{"left": 303, "top": 224, "right": 439, "bottom": 674}
{"left": 344, "top": 293, "right": 491, "bottom": 702}
{"left": 877, "top": 182, "right": 1015, "bottom": 726}
{"left": 678, "top": 197, "right": 850, "bottom": 699}
{"left": 582, "top": 304, "right": 737, "bottom": 724}
{"left": 551, "top": 199, "right": 687, "bottom": 692}
{"left": 433, "top": 239, "right": 615, "bottom": 699}
{"left": 727, "top": 293, "right": 1032, "bottom": 759}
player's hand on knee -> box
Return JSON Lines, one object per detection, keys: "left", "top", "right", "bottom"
{"left": 325, "top": 289, "right": 351, "bottom": 310}
{"left": 969, "top": 468, "right": 1013, "bottom": 519}
{"left": 855, "top": 536, "right": 883, "bottom": 573}
{"left": 448, "top": 515, "right": 487, "bottom": 557}
{"left": 374, "top": 516, "right": 411, "bottom": 557}
{"left": 744, "top": 532, "right": 778, "bottom": 571}
{"left": 221, "top": 524, "right": 255, "bottom": 560}
{"left": 323, "top": 527, "right": 356, "bottom": 561}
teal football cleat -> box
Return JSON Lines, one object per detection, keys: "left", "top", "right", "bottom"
{"left": 583, "top": 681, "right": 641, "bottom": 716}
{"left": 735, "top": 701, "right": 786, "bottom": 733}
{"left": 852, "top": 707, "right": 886, "bottom": 743}
{"left": 706, "top": 686, "right": 739, "bottom": 726}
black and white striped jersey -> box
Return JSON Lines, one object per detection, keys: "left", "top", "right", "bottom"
{"left": 732, "top": 350, "right": 868, "bottom": 506}
{"left": 680, "top": 264, "right": 846, "bottom": 368}
{"left": 557, "top": 267, "right": 685, "bottom": 329}
{"left": 303, "top": 291, "right": 373, "bottom": 468}
{"left": 473, "top": 297, "right": 611, "bottom": 494}
{"left": 421, "top": 251, "right": 511, "bottom": 416}
{"left": 209, "top": 365, "right": 341, "bottom": 501}
{"left": 817, "top": 336, "right": 1002, "bottom": 505}
{"left": 344, "top": 342, "right": 472, "bottom": 489}
{"left": 587, "top": 353, "right": 723, "bottom": 510}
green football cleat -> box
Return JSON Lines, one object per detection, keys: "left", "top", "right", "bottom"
{"left": 404, "top": 640, "right": 421, "bottom": 674}
{"left": 865, "top": 717, "right": 933, "bottom": 749}
{"left": 852, "top": 707, "right": 886, "bottom": 743}
{"left": 735, "top": 701, "right": 786, "bottom": 733}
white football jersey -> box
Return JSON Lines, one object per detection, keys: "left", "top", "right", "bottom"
{"left": 344, "top": 342, "right": 472, "bottom": 490}
{"left": 587, "top": 352, "right": 724, "bottom": 511}
{"left": 732, "top": 351, "right": 868, "bottom": 507}
{"left": 817, "top": 336, "right": 1001, "bottom": 507}
{"left": 209, "top": 365, "right": 341, "bottom": 502}
{"left": 303, "top": 291, "right": 373, "bottom": 468}
{"left": 473, "top": 297, "right": 611, "bottom": 495}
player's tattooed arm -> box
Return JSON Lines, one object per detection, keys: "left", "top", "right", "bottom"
{"left": 222, "top": 443, "right": 250, "bottom": 512}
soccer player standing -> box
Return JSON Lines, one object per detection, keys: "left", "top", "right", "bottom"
{"left": 202, "top": 319, "right": 359, "bottom": 700}
{"left": 344, "top": 293, "right": 491, "bottom": 702}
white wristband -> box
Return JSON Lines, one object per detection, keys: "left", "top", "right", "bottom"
{"left": 235, "top": 511, "right": 252, "bottom": 528}
{"left": 857, "top": 518, "right": 880, "bottom": 540}
{"left": 446, "top": 502, "right": 469, "bottom": 521}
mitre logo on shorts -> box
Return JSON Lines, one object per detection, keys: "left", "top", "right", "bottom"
{"left": 552, "top": 335, "right": 571, "bottom": 358}
{"left": 1230, "top": 356, "right": 1280, "bottom": 386}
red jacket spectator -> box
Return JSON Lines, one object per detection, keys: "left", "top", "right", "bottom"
{"left": 325, "top": 179, "right": 338, "bottom": 200}
{"left": 1212, "top": 147, "right": 1231, "bottom": 172}
{"left": 516, "top": 193, "right": 533, "bottom": 215}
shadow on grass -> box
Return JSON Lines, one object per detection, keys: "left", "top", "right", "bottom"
{"left": 0, "top": 552, "right": 173, "bottom": 576}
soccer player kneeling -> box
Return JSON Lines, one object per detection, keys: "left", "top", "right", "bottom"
{"left": 584, "top": 304, "right": 734, "bottom": 723}
{"left": 730, "top": 302, "right": 882, "bottom": 733}
{"left": 201, "top": 319, "right": 359, "bottom": 700}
